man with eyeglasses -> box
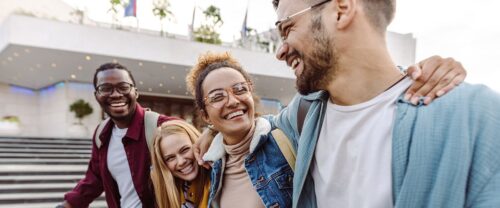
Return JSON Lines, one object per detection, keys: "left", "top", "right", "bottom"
{"left": 60, "top": 63, "right": 175, "bottom": 208}
{"left": 267, "top": 0, "right": 500, "bottom": 207}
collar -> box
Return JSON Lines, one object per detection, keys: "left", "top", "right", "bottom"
{"left": 99, "top": 104, "right": 145, "bottom": 142}
{"left": 298, "top": 90, "right": 330, "bottom": 102}
{"left": 203, "top": 117, "right": 271, "bottom": 162}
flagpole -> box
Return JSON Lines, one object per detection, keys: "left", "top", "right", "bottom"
{"left": 189, "top": 0, "right": 197, "bottom": 40}
{"left": 135, "top": 0, "right": 139, "bottom": 32}
{"left": 241, "top": 0, "right": 250, "bottom": 43}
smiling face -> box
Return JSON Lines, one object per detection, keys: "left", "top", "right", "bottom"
{"left": 201, "top": 67, "right": 255, "bottom": 140}
{"left": 95, "top": 69, "right": 138, "bottom": 127}
{"left": 160, "top": 133, "right": 199, "bottom": 182}
{"left": 275, "top": 0, "right": 338, "bottom": 94}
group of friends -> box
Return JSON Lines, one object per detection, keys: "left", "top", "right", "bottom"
{"left": 58, "top": 0, "right": 500, "bottom": 207}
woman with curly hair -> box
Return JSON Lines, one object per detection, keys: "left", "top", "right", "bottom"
{"left": 186, "top": 51, "right": 295, "bottom": 208}
{"left": 150, "top": 120, "right": 210, "bottom": 208}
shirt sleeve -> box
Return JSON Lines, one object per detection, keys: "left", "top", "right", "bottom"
{"left": 64, "top": 129, "right": 104, "bottom": 208}
{"left": 264, "top": 94, "right": 302, "bottom": 149}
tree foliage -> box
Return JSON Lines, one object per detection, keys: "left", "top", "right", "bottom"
{"left": 152, "top": 0, "right": 174, "bottom": 36}
{"left": 194, "top": 5, "right": 224, "bottom": 45}
{"left": 70, "top": 99, "right": 93, "bottom": 124}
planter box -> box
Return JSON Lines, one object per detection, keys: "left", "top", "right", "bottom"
{"left": 0, "top": 121, "right": 21, "bottom": 136}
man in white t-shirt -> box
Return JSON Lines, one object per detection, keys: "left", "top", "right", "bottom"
{"left": 194, "top": 0, "right": 473, "bottom": 206}
{"left": 267, "top": 0, "right": 500, "bottom": 207}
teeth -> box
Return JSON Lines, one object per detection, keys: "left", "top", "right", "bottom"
{"left": 180, "top": 164, "right": 193, "bottom": 174}
{"left": 110, "top": 103, "right": 126, "bottom": 107}
{"left": 225, "top": 111, "right": 244, "bottom": 119}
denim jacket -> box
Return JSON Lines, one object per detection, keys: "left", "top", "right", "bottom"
{"left": 268, "top": 83, "right": 500, "bottom": 208}
{"left": 203, "top": 117, "right": 294, "bottom": 208}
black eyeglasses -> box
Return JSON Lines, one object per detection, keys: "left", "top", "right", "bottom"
{"left": 275, "top": 0, "right": 332, "bottom": 40}
{"left": 96, "top": 82, "right": 134, "bottom": 96}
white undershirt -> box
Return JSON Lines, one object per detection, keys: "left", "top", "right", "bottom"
{"left": 107, "top": 125, "right": 142, "bottom": 208}
{"left": 312, "top": 77, "right": 412, "bottom": 208}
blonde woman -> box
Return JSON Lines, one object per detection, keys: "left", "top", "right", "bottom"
{"left": 150, "top": 120, "right": 210, "bottom": 208}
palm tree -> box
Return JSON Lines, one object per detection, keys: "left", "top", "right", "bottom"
{"left": 152, "top": 0, "right": 173, "bottom": 36}
{"left": 194, "top": 5, "right": 224, "bottom": 44}
{"left": 108, "top": 0, "right": 123, "bottom": 28}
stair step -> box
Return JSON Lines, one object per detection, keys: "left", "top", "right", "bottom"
{"left": 0, "top": 192, "right": 66, "bottom": 203}
{"left": 0, "top": 192, "right": 105, "bottom": 205}
{"left": 0, "top": 183, "right": 77, "bottom": 193}
{"left": 0, "top": 143, "right": 90, "bottom": 150}
{"left": 0, "top": 158, "right": 89, "bottom": 165}
{"left": 0, "top": 183, "right": 76, "bottom": 190}
{"left": 0, "top": 148, "right": 90, "bottom": 154}
{"left": 0, "top": 153, "right": 90, "bottom": 159}
{"left": 0, "top": 137, "right": 91, "bottom": 145}
{"left": 0, "top": 200, "right": 106, "bottom": 208}
{"left": 0, "top": 175, "right": 83, "bottom": 184}
{"left": 0, "top": 165, "right": 87, "bottom": 173}
{"left": 0, "top": 137, "right": 92, "bottom": 142}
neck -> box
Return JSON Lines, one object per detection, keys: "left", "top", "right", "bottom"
{"left": 114, "top": 120, "right": 130, "bottom": 129}
{"left": 222, "top": 121, "right": 255, "bottom": 145}
{"left": 328, "top": 33, "right": 404, "bottom": 105}
{"left": 112, "top": 106, "right": 136, "bottom": 129}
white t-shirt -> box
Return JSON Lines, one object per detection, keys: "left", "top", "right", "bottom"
{"left": 312, "top": 77, "right": 412, "bottom": 208}
{"left": 107, "top": 125, "right": 142, "bottom": 208}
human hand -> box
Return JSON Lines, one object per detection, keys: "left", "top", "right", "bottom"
{"left": 404, "top": 56, "right": 466, "bottom": 105}
{"left": 193, "top": 127, "right": 216, "bottom": 169}
{"left": 55, "top": 201, "right": 72, "bottom": 208}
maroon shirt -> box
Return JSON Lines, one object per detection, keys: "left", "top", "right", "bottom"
{"left": 65, "top": 104, "right": 175, "bottom": 208}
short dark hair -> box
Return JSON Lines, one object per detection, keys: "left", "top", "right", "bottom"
{"left": 272, "top": 0, "right": 395, "bottom": 32}
{"left": 93, "top": 63, "right": 136, "bottom": 88}
{"left": 362, "top": 0, "right": 396, "bottom": 31}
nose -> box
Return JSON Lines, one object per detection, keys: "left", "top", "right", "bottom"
{"left": 276, "top": 42, "right": 290, "bottom": 61}
{"left": 109, "top": 88, "right": 121, "bottom": 97}
{"left": 225, "top": 91, "right": 240, "bottom": 107}
{"left": 177, "top": 155, "right": 187, "bottom": 166}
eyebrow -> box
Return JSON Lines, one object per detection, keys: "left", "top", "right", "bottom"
{"left": 207, "top": 82, "right": 246, "bottom": 94}
{"left": 207, "top": 88, "right": 224, "bottom": 95}
{"left": 162, "top": 145, "right": 190, "bottom": 158}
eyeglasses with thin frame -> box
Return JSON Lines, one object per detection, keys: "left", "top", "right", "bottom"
{"left": 204, "top": 82, "right": 252, "bottom": 109}
{"left": 275, "top": 0, "right": 332, "bottom": 40}
{"left": 96, "top": 82, "right": 134, "bottom": 96}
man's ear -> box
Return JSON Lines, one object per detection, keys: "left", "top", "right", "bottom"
{"left": 335, "top": 0, "right": 357, "bottom": 29}
{"left": 135, "top": 88, "right": 139, "bottom": 99}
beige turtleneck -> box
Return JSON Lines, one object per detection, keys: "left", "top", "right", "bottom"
{"left": 219, "top": 123, "right": 265, "bottom": 208}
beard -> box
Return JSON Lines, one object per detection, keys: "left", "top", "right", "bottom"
{"left": 296, "top": 14, "right": 338, "bottom": 95}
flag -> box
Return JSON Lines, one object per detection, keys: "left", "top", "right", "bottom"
{"left": 240, "top": 7, "right": 248, "bottom": 40}
{"left": 124, "top": 0, "right": 137, "bottom": 17}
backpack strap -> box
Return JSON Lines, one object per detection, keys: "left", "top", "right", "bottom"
{"left": 95, "top": 118, "right": 110, "bottom": 149}
{"left": 297, "top": 98, "right": 312, "bottom": 135}
{"left": 144, "top": 110, "right": 160, "bottom": 151}
{"left": 95, "top": 110, "right": 160, "bottom": 150}
{"left": 272, "top": 129, "right": 296, "bottom": 171}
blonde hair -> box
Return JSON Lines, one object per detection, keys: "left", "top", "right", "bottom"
{"left": 150, "top": 120, "right": 209, "bottom": 208}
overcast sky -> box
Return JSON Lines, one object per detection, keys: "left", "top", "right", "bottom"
{"left": 64, "top": 0, "right": 500, "bottom": 91}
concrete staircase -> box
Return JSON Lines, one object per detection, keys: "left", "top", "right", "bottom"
{"left": 0, "top": 137, "right": 106, "bottom": 208}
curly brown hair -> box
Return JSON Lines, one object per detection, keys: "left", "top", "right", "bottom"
{"left": 186, "top": 52, "right": 254, "bottom": 114}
